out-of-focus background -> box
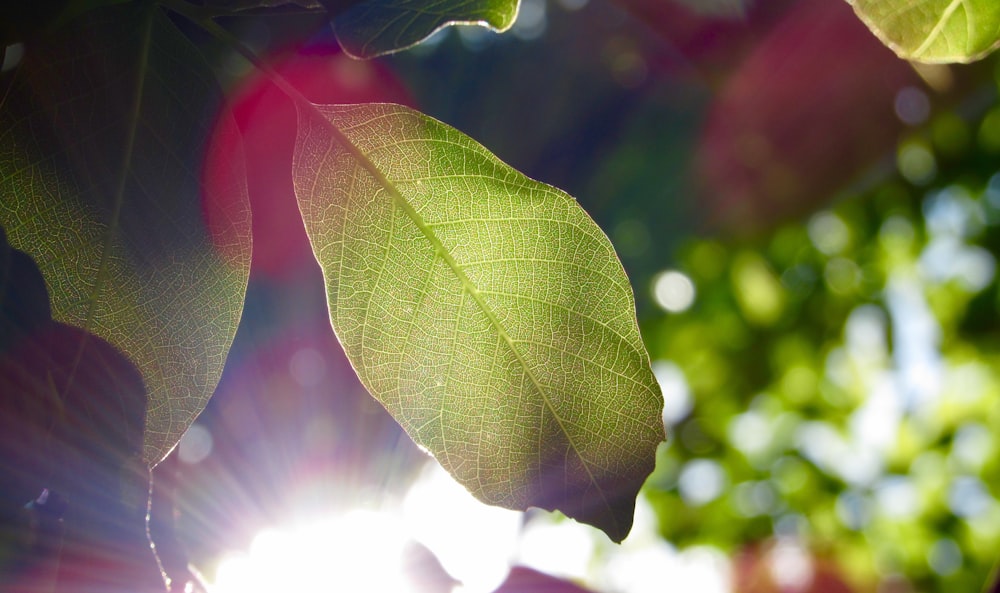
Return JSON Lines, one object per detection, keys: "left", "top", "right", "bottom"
{"left": 161, "top": 0, "right": 1000, "bottom": 591}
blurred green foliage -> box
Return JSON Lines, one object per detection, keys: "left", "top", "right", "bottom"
{"left": 640, "top": 53, "right": 1000, "bottom": 593}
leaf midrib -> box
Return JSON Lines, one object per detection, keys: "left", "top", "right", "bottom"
{"left": 913, "top": 0, "right": 966, "bottom": 57}
{"left": 83, "top": 5, "right": 156, "bottom": 330}
{"left": 59, "top": 6, "right": 156, "bottom": 412}
{"left": 304, "top": 104, "right": 615, "bottom": 517}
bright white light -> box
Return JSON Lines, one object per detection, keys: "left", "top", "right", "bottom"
{"left": 207, "top": 462, "right": 738, "bottom": 593}
{"left": 214, "top": 554, "right": 255, "bottom": 592}
{"left": 886, "top": 275, "right": 943, "bottom": 408}
{"left": 210, "top": 463, "right": 524, "bottom": 593}
{"left": 849, "top": 375, "right": 901, "bottom": 454}
{"left": 599, "top": 531, "right": 732, "bottom": 593}
{"left": 516, "top": 518, "right": 595, "bottom": 580}
{"left": 602, "top": 542, "right": 676, "bottom": 593}
{"left": 668, "top": 546, "right": 731, "bottom": 593}
{"left": 212, "top": 510, "right": 415, "bottom": 593}
{"left": 653, "top": 270, "right": 696, "bottom": 313}
{"left": 403, "top": 464, "right": 523, "bottom": 593}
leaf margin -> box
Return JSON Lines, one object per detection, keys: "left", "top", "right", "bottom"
{"left": 333, "top": 0, "right": 521, "bottom": 58}
{"left": 847, "top": 0, "right": 1000, "bottom": 64}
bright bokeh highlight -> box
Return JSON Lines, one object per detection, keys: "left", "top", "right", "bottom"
{"left": 653, "top": 270, "right": 696, "bottom": 313}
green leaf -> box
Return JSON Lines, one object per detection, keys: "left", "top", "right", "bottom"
{"left": 0, "top": 3, "right": 252, "bottom": 464}
{"left": 333, "top": 0, "right": 519, "bottom": 58}
{"left": 847, "top": 0, "right": 1000, "bottom": 63}
{"left": 292, "top": 102, "right": 664, "bottom": 542}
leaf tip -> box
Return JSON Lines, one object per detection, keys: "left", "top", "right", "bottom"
{"left": 332, "top": 0, "right": 521, "bottom": 58}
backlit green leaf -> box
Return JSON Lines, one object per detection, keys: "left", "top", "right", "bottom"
{"left": 0, "top": 3, "right": 251, "bottom": 464}
{"left": 848, "top": 0, "right": 1000, "bottom": 63}
{"left": 334, "top": 0, "right": 519, "bottom": 58}
{"left": 292, "top": 102, "right": 664, "bottom": 542}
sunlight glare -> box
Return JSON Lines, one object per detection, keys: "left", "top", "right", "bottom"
{"left": 601, "top": 543, "right": 732, "bottom": 593}
{"left": 214, "top": 554, "right": 255, "bottom": 592}
{"left": 211, "top": 464, "right": 524, "bottom": 593}
{"left": 516, "top": 518, "right": 595, "bottom": 580}
{"left": 213, "top": 510, "right": 414, "bottom": 593}
{"left": 403, "top": 464, "right": 523, "bottom": 593}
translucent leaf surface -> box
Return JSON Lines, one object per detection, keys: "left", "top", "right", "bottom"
{"left": 334, "top": 0, "right": 519, "bottom": 58}
{"left": 0, "top": 3, "right": 251, "bottom": 464}
{"left": 848, "top": 0, "right": 1000, "bottom": 63}
{"left": 293, "top": 102, "right": 664, "bottom": 542}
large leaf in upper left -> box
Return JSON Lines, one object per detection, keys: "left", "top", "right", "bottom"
{"left": 0, "top": 3, "right": 252, "bottom": 465}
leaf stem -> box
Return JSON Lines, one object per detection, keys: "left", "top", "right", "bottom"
{"left": 92, "top": 5, "right": 154, "bottom": 323}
